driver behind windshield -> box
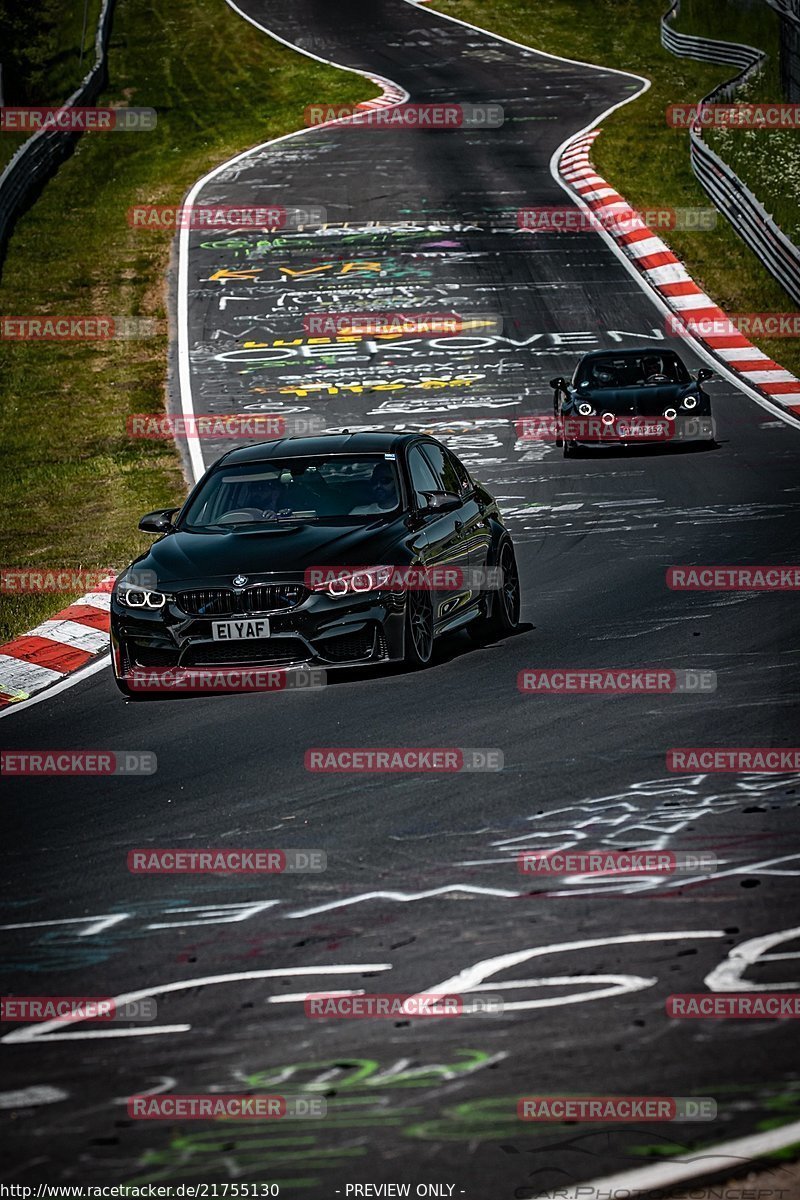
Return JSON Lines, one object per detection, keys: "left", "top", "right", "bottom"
{"left": 591, "top": 364, "right": 617, "bottom": 388}
{"left": 236, "top": 475, "right": 288, "bottom": 515}
{"left": 350, "top": 461, "right": 399, "bottom": 515}
{"left": 642, "top": 355, "right": 676, "bottom": 383}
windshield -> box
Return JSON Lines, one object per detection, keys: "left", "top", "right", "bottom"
{"left": 575, "top": 352, "right": 690, "bottom": 389}
{"left": 181, "top": 455, "right": 402, "bottom": 529}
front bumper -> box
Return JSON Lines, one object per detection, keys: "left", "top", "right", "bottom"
{"left": 111, "top": 587, "right": 406, "bottom": 674}
{"left": 565, "top": 413, "right": 715, "bottom": 447}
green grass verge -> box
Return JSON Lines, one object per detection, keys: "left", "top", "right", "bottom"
{"left": 0, "top": 0, "right": 104, "bottom": 170}
{"left": 0, "top": 0, "right": 371, "bottom": 645}
{"left": 427, "top": 0, "right": 800, "bottom": 376}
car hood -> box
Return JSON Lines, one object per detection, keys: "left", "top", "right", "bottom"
{"left": 571, "top": 383, "right": 700, "bottom": 413}
{"left": 124, "top": 518, "right": 409, "bottom": 588}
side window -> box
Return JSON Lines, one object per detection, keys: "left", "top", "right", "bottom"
{"left": 445, "top": 449, "right": 473, "bottom": 497}
{"left": 407, "top": 446, "right": 441, "bottom": 508}
{"left": 421, "top": 443, "right": 467, "bottom": 497}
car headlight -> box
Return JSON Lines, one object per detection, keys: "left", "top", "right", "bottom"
{"left": 663, "top": 407, "right": 678, "bottom": 420}
{"left": 117, "top": 584, "right": 169, "bottom": 608}
{"left": 682, "top": 394, "right": 698, "bottom": 410}
{"left": 320, "top": 566, "right": 395, "bottom": 597}
{"left": 577, "top": 402, "right": 594, "bottom": 416}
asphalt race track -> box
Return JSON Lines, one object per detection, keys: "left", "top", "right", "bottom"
{"left": 2, "top": 0, "right": 800, "bottom": 1192}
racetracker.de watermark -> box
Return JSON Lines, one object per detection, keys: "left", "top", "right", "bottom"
{"left": 1, "top": 316, "right": 158, "bottom": 340}
{"left": 127, "top": 204, "right": 326, "bottom": 229}
{"left": 127, "top": 1095, "right": 326, "bottom": 1119}
{"left": 0, "top": 566, "right": 144, "bottom": 592}
{"left": 667, "top": 312, "right": 800, "bottom": 338}
{"left": 516, "top": 416, "right": 676, "bottom": 442}
{"left": 305, "top": 748, "right": 503, "bottom": 772}
{"left": 304, "top": 102, "right": 504, "bottom": 128}
{"left": 667, "top": 748, "right": 800, "bottom": 773}
{"left": 667, "top": 566, "right": 800, "bottom": 590}
{"left": 1, "top": 996, "right": 156, "bottom": 1022}
{"left": 518, "top": 669, "right": 716, "bottom": 694}
{"left": 518, "top": 207, "right": 716, "bottom": 232}
{"left": 1, "top": 751, "right": 156, "bottom": 776}
{"left": 518, "top": 850, "right": 718, "bottom": 875}
{"left": 127, "top": 414, "right": 325, "bottom": 439}
{"left": 667, "top": 994, "right": 800, "bottom": 1018}
{"left": 667, "top": 102, "right": 800, "bottom": 128}
{"left": 305, "top": 993, "right": 504, "bottom": 1018}
{"left": 127, "top": 848, "right": 326, "bottom": 873}
{"left": 517, "top": 1096, "right": 717, "bottom": 1121}
{"left": 303, "top": 312, "right": 503, "bottom": 336}
{"left": 0, "top": 106, "right": 156, "bottom": 131}
{"left": 305, "top": 565, "right": 503, "bottom": 593}
{"left": 125, "top": 668, "right": 327, "bottom": 694}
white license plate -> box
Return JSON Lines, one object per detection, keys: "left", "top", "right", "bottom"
{"left": 211, "top": 618, "right": 270, "bottom": 641}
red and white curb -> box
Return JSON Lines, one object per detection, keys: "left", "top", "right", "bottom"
{"left": 350, "top": 75, "right": 407, "bottom": 115}
{"left": 558, "top": 129, "right": 800, "bottom": 418}
{"left": 0, "top": 592, "right": 110, "bottom": 710}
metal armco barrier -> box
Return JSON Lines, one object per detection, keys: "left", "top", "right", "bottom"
{"left": 661, "top": 0, "right": 800, "bottom": 306}
{"left": 0, "top": 0, "right": 117, "bottom": 273}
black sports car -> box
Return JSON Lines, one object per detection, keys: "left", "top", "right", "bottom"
{"left": 111, "top": 431, "right": 521, "bottom": 694}
{"left": 550, "top": 346, "right": 717, "bottom": 457}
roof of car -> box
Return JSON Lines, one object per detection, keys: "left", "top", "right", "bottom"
{"left": 218, "top": 430, "right": 420, "bottom": 465}
{"left": 578, "top": 345, "right": 684, "bottom": 361}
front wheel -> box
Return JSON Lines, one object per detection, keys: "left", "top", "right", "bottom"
{"left": 468, "top": 540, "right": 521, "bottom": 641}
{"left": 403, "top": 589, "right": 435, "bottom": 668}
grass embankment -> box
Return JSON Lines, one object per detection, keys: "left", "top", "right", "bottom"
{"left": 0, "top": 0, "right": 104, "bottom": 170}
{"left": 0, "top": 0, "right": 371, "bottom": 643}
{"left": 427, "top": 0, "right": 800, "bottom": 374}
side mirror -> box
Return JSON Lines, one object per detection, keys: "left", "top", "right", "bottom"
{"left": 139, "top": 508, "right": 178, "bottom": 534}
{"left": 422, "top": 491, "right": 461, "bottom": 513}
{"left": 550, "top": 377, "right": 567, "bottom": 390}
{"left": 697, "top": 368, "right": 716, "bottom": 382}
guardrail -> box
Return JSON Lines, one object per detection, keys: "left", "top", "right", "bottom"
{"left": 661, "top": 0, "right": 800, "bottom": 306}
{"left": 0, "top": 0, "right": 116, "bottom": 272}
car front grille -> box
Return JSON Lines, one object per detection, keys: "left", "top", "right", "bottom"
{"left": 177, "top": 585, "right": 307, "bottom": 617}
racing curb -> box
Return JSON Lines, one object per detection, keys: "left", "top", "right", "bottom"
{"left": 558, "top": 129, "right": 800, "bottom": 418}
{"left": 0, "top": 592, "right": 110, "bottom": 710}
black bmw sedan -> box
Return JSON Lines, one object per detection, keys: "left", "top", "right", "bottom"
{"left": 110, "top": 431, "right": 520, "bottom": 694}
{"left": 551, "top": 346, "right": 717, "bottom": 457}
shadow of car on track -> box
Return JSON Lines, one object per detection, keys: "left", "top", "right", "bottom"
{"left": 562, "top": 440, "right": 719, "bottom": 460}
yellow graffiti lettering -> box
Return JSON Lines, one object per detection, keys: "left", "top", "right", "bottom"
{"left": 340, "top": 261, "right": 381, "bottom": 274}
{"left": 280, "top": 264, "right": 335, "bottom": 277}
{"left": 208, "top": 268, "right": 262, "bottom": 281}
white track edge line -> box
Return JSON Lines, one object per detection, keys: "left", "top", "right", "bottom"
{"left": 177, "top": 0, "right": 412, "bottom": 485}
{"left": 533, "top": 1117, "right": 800, "bottom": 1199}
